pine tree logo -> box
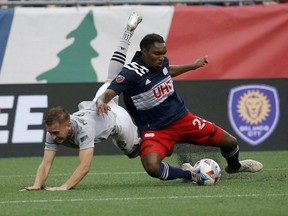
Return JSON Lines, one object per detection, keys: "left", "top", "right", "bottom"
{"left": 36, "top": 10, "right": 98, "bottom": 83}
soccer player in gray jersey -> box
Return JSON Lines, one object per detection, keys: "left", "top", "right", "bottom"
{"left": 20, "top": 12, "right": 143, "bottom": 191}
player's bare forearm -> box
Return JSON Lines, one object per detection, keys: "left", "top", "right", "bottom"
{"left": 45, "top": 167, "right": 88, "bottom": 191}
{"left": 170, "top": 55, "right": 208, "bottom": 77}
{"left": 21, "top": 164, "right": 50, "bottom": 191}
{"left": 20, "top": 164, "right": 50, "bottom": 191}
{"left": 96, "top": 89, "right": 117, "bottom": 115}
{"left": 35, "top": 164, "right": 50, "bottom": 186}
{"left": 45, "top": 148, "right": 94, "bottom": 191}
{"left": 20, "top": 150, "right": 55, "bottom": 191}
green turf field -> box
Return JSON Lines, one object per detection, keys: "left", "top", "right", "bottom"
{"left": 0, "top": 151, "right": 287, "bottom": 216}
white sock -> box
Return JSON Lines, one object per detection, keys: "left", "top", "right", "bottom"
{"left": 107, "top": 30, "right": 132, "bottom": 80}
{"left": 122, "top": 29, "right": 133, "bottom": 43}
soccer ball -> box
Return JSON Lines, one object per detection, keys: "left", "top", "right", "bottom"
{"left": 192, "top": 158, "right": 221, "bottom": 186}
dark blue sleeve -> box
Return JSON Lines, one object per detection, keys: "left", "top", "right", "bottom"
{"left": 108, "top": 69, "right": 137, "bottom": 95}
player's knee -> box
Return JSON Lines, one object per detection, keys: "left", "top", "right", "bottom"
{"left": 219, "top": 131, "right": 238, "bottom": 150}
{"left": 145, "top": 164, "right": 160, "bottom": 178}
{"left": 227, "top": 134, "right": 238, "bottom": 148}
{"left": 141, "top": 159, "right": 160, "bottom": 177}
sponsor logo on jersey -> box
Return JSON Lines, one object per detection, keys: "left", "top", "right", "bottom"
{"left": 116, "top": 75, "right": 125, "bottom": 83}
{"left": 76, "top": 118, "right": 87, "bottom": 126}
{"left": 131, "top": 77, "right": 174, "bottom": 111}
{"left": 153, "top": 79, "right": 173, "bottom": 99}
{"left": 228, "top": 85, "right": 279, "bottom": 145}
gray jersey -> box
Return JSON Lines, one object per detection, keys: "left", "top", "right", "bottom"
{"left": 45, "top": 83, "right": 140, "bottom": 154}
{"left": 45, "top": 102, "right": 117, "bottom": 151}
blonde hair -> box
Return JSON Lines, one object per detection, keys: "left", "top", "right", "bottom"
{"left": 44, "top": 106, "right": 70, "bottom": 126}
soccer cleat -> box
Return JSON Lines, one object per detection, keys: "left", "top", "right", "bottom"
{"left": 126, "top": 12, "right": 143, "bottom": 32}
{"left": 181, "top": 163, "right": 193, "bottom": 171}
{"left": 181, "top": 163, "right": 197, "bottom": 182}
{"left": 225, "top": 159, "right": 263, "bottom": 174}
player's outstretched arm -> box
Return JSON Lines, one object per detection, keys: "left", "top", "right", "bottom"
{"left": 45, "top": 148, "right": 94, "bottom": 191}
{"left": 96, "top": 89, "right": 118, "bottom": 115}
{"left": 20, "top": 150, "right": 56, "bottom": 191}
{"left": 169, "top": 55, "right": 208, "bottom": 77}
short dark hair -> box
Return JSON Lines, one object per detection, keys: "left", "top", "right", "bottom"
{"left": 44, "top": 106, "right": 70, "bottom": 126}
{"left": 140, "top": 33, "right": 165, "bottom": 51}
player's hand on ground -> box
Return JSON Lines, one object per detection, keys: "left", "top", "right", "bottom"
{"left": 45, "top": 186, "right": 68, "bottom": 191}
{"left": 96, "top": 103, "right": 111, "bottom": 115}
{"left": 19, "top": 186, "right": 42, "bottom": 191}
{"left": 194, "top": 55, "right": 208, "bottom": 68}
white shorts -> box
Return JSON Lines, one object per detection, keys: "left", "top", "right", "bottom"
{"left": 93, "top": 83, "right": 140, "bottom": 155}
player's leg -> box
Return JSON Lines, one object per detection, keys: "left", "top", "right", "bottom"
{"left": 167, "top": 112, "right": 263, "bottom": 175}
{"left": 213, "top": 130, "right": 242, "bottom": 171}
{"left": 106, "top": 12, "right": 142, "bottom": 81}
{"left": 110, "top": 105, "right": 140, "bottom": 158}
{"left": 95, "top": 86, "right": 140, "bottom": 158}
{"left": 92, "top": 12, "right": 142, "bottom": 102}
{"left": 95, "top": 13, "right": 142, "bottom": 157}
{"left": 215, "top": 130, "right": 263, "bottom": 173}
{"left": 183, "top": 112, "right": 263, "bottom": 174}
{"left": 140, "top": 136, "right": 194, "bottom": 181}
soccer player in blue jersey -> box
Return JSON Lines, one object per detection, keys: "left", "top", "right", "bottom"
{"left": 96, "top": 33, "right": 263, "bottom": 182}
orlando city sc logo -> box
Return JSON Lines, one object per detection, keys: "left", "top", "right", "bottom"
{"left": 228, "top": 85, "right": 279, "bottom": 146}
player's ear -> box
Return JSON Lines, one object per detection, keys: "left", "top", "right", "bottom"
{"left": 141, "top": 48, "right": 148, "bottom": 56}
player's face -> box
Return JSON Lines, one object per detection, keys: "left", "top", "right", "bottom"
{"left": 46, "top": 121, "right": 72, "bottom": 143}
{"left": 142, "top": 42, "right": 167, "bottom": 69}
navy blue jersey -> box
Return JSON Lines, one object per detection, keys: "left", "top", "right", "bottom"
{"left": 108, "top": 51, "right": 188, "bottom": 132}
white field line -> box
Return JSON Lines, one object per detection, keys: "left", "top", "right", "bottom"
{"left": 0, "top": 167, "right": 286, "bottom": 178}
{"left": 0, "top": 193, "right": 287, "bottom": 205}
{"left": 0, "top": 171, "right": 146, "bottom": 178}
